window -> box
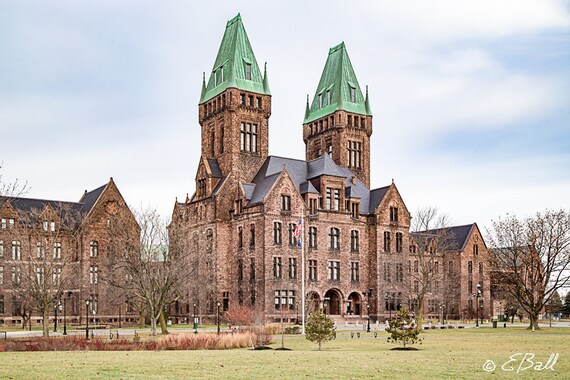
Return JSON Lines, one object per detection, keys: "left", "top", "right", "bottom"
{"left": 211, "top": 130, "right": 215, "bottom": 156}
{"left": 0, "top": 295, "right": 3, "bottom": 314}
{"left": 273, "top": 222, "right": 282, "bottom": 245}
{"left": 247, "top": 95, "right": 253, "bottom": 107}
{"left": 347, "top": 141, "right": 362, "bottom": 168}
{"left": 12, "top": 266, "right": 20, "bottom": 286}
{"left": 250, "top": 258, "right": 255, "bottom": 282}
{"left": 245, "top": 63, "right": 252, "bottom": 80}
{"left": 327, "top": 143, "right": 332, "bottom": 157}
{"left": 350, "top": 87, "right": 356, "bottom": 102}
{"left": 281, "top": 195, "right": 291, "bottom": 211}
{"left": 12, "top": 241, "right": 21, "bottom": 260}
{"left": 325, "top": 188, "right": 340, "bottom": 210}
{"left": 90, "top": 266, "right": 98, "bottom": 284}
{"left": 383, "top": 262, "right": 391, "bottom": 282}
{"left": 309, "top": 198, "right": 317, "bottom": 214}
{"left": 390, "top": 207, "right": 398, "bottom": 223}
{"left": 8, "top": 219, "right": 14, "bottom": 229}
{"left": 43, "top": 221, "right": 48, "bottom": 231}
{"left": 249, "top": 224, "right": 255, "bottom": 248}
{"left": 350, "top": 230, "right": 359, "bottom": 252}
{"left": 383, "top": 232, "right": 391, "bottom": 252}
{"left": 448, "top": 261, "right": 453, "bottom": 276}
{"left": 468, "top": 280, "right": 473, "bottom": 294}
{"left": 309, "top": 259, "right": 317, "bottom": 280}
{"left": 288, "top": 223, "right": 297, "bottom": 246}
{"left": 36, "top": 241, "right": 45, "bottom": 258}
{"left": 414, "top": 280, "right": 419, "bottom": 292}
{"left": 468, "top": 261, "right": 473, "bottom": 274}
{"left": 273, "top": 257, "right": 282, "bottom": 278}
{"left": 240, "top": 122, "right": 258, "bottom": 153}
{"left": 0, "top": 240, "right": 3, "bottom": 258}
{"left": 308, "top": 227, "right": 317, "bottom": 249}
{"left": 235, "top": 199, "right": 243, "bottom": 214}
{"left": 414, "top": 260, "right": 419, "bottom": 273}
{"left": 238, "top": 226, "right": 243, "bottom": 249}
{"left": 396, "top": 233, "right": 403, "bottom": 253}
{"left": 240, "top": 93, "right": 245, "bottom": 105}
{"left": 256, "top": 97, "right": 261, "bottom": 108}
{"left": 409, "top": 244, "right": 416, "bottom": 254}
{"left": 288, "top": 257, "right": 297, "bottom": 279}
{"left": 328, "top": 228, "right": 340, "bottom": 250}
{"left": 435, "top": 280, "right": 440, "bottom": 293}
{"left": 395, "top": 263, "right": 404, "bottom": 282}
{"left": 50, "top": 221, "right": 55, "bottom": 232}
{"left": 53, "top": 267, "right": 61, "bottom": 286}
{"left": 351, "top": 202, "right": 359, "bottom": 218}
{"left": 0, "top": 266, "right": 3, "bottom": 284}
{"left": 237, "top": 259, "right": 243, "bottom": 281}
{"left": 328, "top": 260, "right": 340, "bottom": 280}
{"left": 1, "top": 219, "right": 5, "bottom": 229}
{"left": 220, "top": 126, "right": 224, "bottom": 153}
{"left": 479, "top": 262, "right": 484, "bottom": 277}
{"left": 318, "top": 94, "right": 323, "bottom": 108}
{"left": 197, "top": 179, "right": 207, "bottom": 198}
{"left": 274, "top": 290, "right": 295, "bottom": 310}
{"left": 90, "top": 240, "right": 98, "bottom": 257}
{"left": 351, "top": 261, "right": 359, "bottom": 282}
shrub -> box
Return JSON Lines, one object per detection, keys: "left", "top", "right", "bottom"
{"left": 305, "top": 311, "right": 335, "bottom": 351}
{"left": 386, "top": 308, "right": 423, "bottom": 349}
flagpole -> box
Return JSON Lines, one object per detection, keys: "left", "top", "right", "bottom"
{"left": 301, "top": 207, "right": 306, "bottom": 335}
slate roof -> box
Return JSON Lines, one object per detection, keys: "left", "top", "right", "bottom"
{"left": 415, "top": 224, "right": 475, "bottom": 252}
{"left": 207, "top": 159, "right": 223, "bottom": 178}
{"left": 200, "top": 13, "right": 270, "bottom": 104}
{"left": 244, "top": 154, "right": 389, "bottom": 214}
{"left": 305, "top": 42, "right": 371, "bottom": 123}
{"left": 0, "top": 182, "right": 109, "bottom": 226}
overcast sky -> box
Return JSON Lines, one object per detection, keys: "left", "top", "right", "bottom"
{"left": 1, "top": 1, "right": 568, "bottom": 231}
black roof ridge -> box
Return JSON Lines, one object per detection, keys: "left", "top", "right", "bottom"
{"left": 1, "top": 195, "right": 83, "bottom": 206}
{"left": 417, "top": 223, "right": 476, "bottom": 234}
{"left": 267, "top": 155, "right": 308, "bottom": 163}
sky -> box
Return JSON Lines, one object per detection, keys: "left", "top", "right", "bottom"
{"left": 1, "top": 0, "right": 569, "bottom": 232}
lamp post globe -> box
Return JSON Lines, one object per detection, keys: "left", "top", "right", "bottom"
{"left": 216, "top": 302, "right": 221, "bottom": 335}
{"left": 85, "top": 300, "right": 90, "bottom": 339}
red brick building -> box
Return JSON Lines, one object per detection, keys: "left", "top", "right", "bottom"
{"left": 0, "top": 178, "right": 139, "bottom": 327}
{"left": 171, "top": 14, "right": 492, "bottom": 324}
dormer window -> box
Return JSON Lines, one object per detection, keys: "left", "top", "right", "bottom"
{"left": 326, "top": 188, "right": 340, "bottom": 211}
{"left": 327, "top": 143, "right": 332, "bottom": 157}
{"left": 350, "top": 87, "right": 356, "bottom": 102}
{"left": 318, "top": 93, "right": 323, "bottom": 108}
{"left": 326, "top": 90, "right": 332, "bottom": 105}
{"left": 245, "top": 63, "right": 252, "bottom": 80}
{"left": 236, "top": 199, "right": 243, "bottom": 214}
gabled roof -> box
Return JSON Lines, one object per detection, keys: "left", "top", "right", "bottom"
{"left": 368, "top": 186, "right": 390, "bottom": 213}
{"left": 200, "top": 13, "right": 270, "bottom": 104}
{"left": 245, "top": 155, "right": 384, "bottom": 215}
{"left": 415, "top": 224, "right": 476, "bottom": 252}
{"left": 304, "top": 42, "right": 371, "bottom": 123}
{"left": 79, "top": 184, "right": 106, "bottom": 215}
{"left": 207, "top": 159, "right": 223, "bottom": 178}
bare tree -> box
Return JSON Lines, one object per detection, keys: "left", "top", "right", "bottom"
{"left": 0, "top": 162, "right": 28, "bottom": 198}
{"left": 409, "top": 206, "right": 454, "bottom": 330}
{"left": 487, "top": 209, "right": 570, "bottom": 329}
{"left": 6, "top": 202, "right": 81, "bottom": 337}
{"left": 108, "top": 207, "right": 192, "bottom": 336}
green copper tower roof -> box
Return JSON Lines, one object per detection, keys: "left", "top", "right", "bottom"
{"left": 200, "top": 14, "right": 270, "bottom": 104}
{"left": 304, "top": 42, "right": 371, "bottom": 123}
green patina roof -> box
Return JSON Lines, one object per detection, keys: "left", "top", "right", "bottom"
{"left": 200, "top": 14, "right": 270, "bottom": 104}
{"left": 304, "top": 42, "right": 371, "bottom": 123}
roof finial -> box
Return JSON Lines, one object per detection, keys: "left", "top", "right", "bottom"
{"left": 365, "top": 85, "right": 372, "bottom": 114}
{"left": 200, "top": 72, "right": 207, "bottom": 103}
{"left": 392, "top": 178, "right": 394, "bottom": 184}
{"left": 304, "top": 94, "right": 310, "bottom": 120}
{"left": 263, "top": 62, "right": 270, "bottom": 94}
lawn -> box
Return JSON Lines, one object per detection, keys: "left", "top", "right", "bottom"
{"left": 0, "top": 327, "right": 567, "bottom": 379}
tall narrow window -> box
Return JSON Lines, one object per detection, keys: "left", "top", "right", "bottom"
{"left": 308, "top": 227, "right": 317, "bottom": 249}
{"left": 383, "top": 232, "right": 391, "bottom": 252}
{"left": 383, "top": 263, "right": 391, "bottom": 282}
{"left": 350, "top": 87, "right": 356, "bottom": 102}
{"left": 396, "top": 232, "right": 403, "bottom": 253}
{"left": 288, "top": 223, "right": 297, "bottom": 246}
{"left": 220, "top": 127, "right": 224, "bottom": 153}
{"left": 250, "top": 258, "right": 255, "bottom": 282}
{"left": 12, "top": 241, "right": 21, "bottom": 260}
{"left": 211, "top": 130, "right": 215, "bottom": 156}
{"left": 53, "top": 242, "right": 62, "bottom": 259}
{"left": 333, "top": 189, "right": 340, "bottom": 210}
{"left": 90, "top": 266, "right": 98, "bottom": 284}
{"left": 273, "top": 222, "right": 282, "bottom": 245}
{"left": 0, "top": 240, "right": 3, "bottom": 258}
{"left": 328, "top": 261, "right": 340, "bottom": 280}
{"left": 350, "top": 230, "right": 359, "bottom": 252}
{"left": 281, "top": 195, "right": 291, "bottom": 211}
{"left": 240, "top": 123, "right": 258, "bottom": 153}
{"left": 309, "top": 260, "right": 317, "bottom": 280}
{"left": 249, "top": 224, "right": 255, "bottom": 248}
{"left": 36, "top": 241, "right": 45, "bottom": 258}
{"left": 238, "top": 227, "right": 243, "bottom": 249}
{"left": 273, "top": 257, "right": 282, "bottom": 278}
{"left": 245, "top": 63, "right": 252, "bottom": 80}
{"left": 90, "top": 240, "right": 98, "bottom": 257}
{"left": 390, "top": 207, "right": 398, "bottom": 223}
{"left": 288, "top": 257, "right": 297, "bottom": 279}
{"left": 0, "top": 266, "right": 3, "bottom": 285}
{"left": 468, "top": 261, "right": 473, "bottom": 274}
{"left": 329, "top": 228, "right": 340, "bottom": 250}
{"left": 351, "top": 261, "right": 359, "bottom": 282}
{"left": 237, "top": 259, "right": 243, "bottom": 281}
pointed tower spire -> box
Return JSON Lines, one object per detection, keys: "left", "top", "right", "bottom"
{"left": 200, "top": 14, "right": 270, "bottom": 104}
{"left": 365, "top": 85, "right": 371, "bottom": 114}
{"left": 200, "top": 72, "right": 207, "bottom": 103}
{"left": 304, "top": 94, "right": 310, "bottom": 120}
{"left": 263, "top": 62, "right": 271, "bottom": 94}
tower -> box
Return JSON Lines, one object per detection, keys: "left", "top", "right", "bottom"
{"left": 303, "top": 42, "right": 372, "bottom": 187}
{"left": 197, "top": 14, "right": 271, "bottom": 190}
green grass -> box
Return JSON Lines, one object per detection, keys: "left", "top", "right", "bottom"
{"left": 0, "top": 327, "right": 568, "bottom": 379}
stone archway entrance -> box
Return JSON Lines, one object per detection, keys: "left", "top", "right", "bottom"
{"left": 347, "top": 292, "right": 362, "bottom": 316}
{"left": 324, "top": 289, "right": 343, "bottom": 315}
{"left": 306, "top": 291, "right": 321, "bottom": 313}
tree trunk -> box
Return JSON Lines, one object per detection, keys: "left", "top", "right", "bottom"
{"left": 42, "top": 309, "right": 49, "bottom": 338}
{"left": 528, "top": 313, "right": 540, "bottom": 330}
{"left": 150, "top": 317, "right": 157, "bottom": 336}
{"left": 318, "top": 341, "right": 321, "bottom": 351}
{"left": 160, "top": 309, "right": 169, "bottom": 334}
{"left": 139, "top": 310, "right": 145, "bottom": 329}
{"left": 416, "top": 311, "right": 423, "bottom": 331}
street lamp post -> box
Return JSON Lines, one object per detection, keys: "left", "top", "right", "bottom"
{"left": 366, "top": 304, "right": 371, "bottom": 333}
{"left": 193, "top": 302, "right": 198, "bottom": 334}
{"left": 63, "top": 291, "right": 71, "bottom": 335}
{"left": 53, "top": 302, "right": 58, "bottom": 332}
{"left": 85, "top": 300, "right": 90, "bottom": 339}
{"left": 216, "top": 302, "right": 221, "bottom": 335}
{"left": 296, "top": 302, "right": 299, "bottom": 324}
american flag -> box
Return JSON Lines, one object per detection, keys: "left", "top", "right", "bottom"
{"left": 294, "top": 219, "right": 302, "bottom": 247}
